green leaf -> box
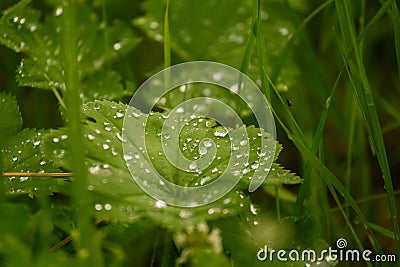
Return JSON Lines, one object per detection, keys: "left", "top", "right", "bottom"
{"left": 2, "top": 129, "right": 66, "bottom": 197}
{"left": 0, "top": 92, "right": 22, "bottom": 146}
{"left": 134, "top": 0, "right": 251, "bottom": 67}
{"left": 42, "top": 100, "right": 299, "bottom": 230}
{"left": 0, "top": 1, "right": 140, "bottom": 101}
{"left": 134, "top": 0, "right": 300, "bottom": 90}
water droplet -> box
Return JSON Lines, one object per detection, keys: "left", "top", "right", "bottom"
{"left": 176, "top": 107, "right": 184, "bottom": 113}
{"left": 89, "top": 164, "right": 100, "bottom": 174}
{"left": 93, "top": 103, "right": 101, "bottom": 110}
{"left": 179, "top": 85, "right": 186, "bottom": 92}
{"left": 189, "top": 162, "right": 197, "bottom": 170}
{"left": 94, "top": 203, "right": 102, "bottom": 211}
{"left": 33, "top": 140, "right": 40, "bottom": 146}
{"left": 199, "top": 147, "right": 207, "bottom": 155}
{"left": 113, "top": 42, "right": 122, "bottom": 51}
{"left": 87, "top": 134, "right": 95, "bottom": 140}
{"left": 179, "top": 210, "right": 192, "bottom": 218}
{"left": 12, "top": 156, "right": 18, "bottom": 162}
{"left": 55, "top": 7, "right": 63, "bottom": 16}
{"left": 240, "top": 139, "right": 248, "bottom": 146}
{"left": 203, "top": 139, "right": 213, "bottom": 147}
{"left": 103, "top": 144, "right": 110, "bottom": 150}
{"left": 242, "top": 169, "right": 250, "bottom": 174}
{"left": 20, "top": 176, "right": 29, "bottom": 182}
{"left": 115, "top": 110, "right": 124, "bottom": 118}
{"left": 223, "top": 198, "right": 231, "bottom": 204}
{"left": 250, "top": 204, "right": 258, "bottom": 215}
{"left": 212, "top": 72, "right": 223, "bottom": 82}
{"left": 104, "top": 203, "right": 112, "bottom": 211}
{"left": 163, "top": 133, "right": 171, "bottom": 140}
{"left": 116, "top": 132, "right": 124, "bottom": 142}
{"left": 155, "top": 200, "right": 167, "bottom": 208}
{"left": 52, "top": 137, "right": 60, "bottom": 143}
{"left": 233, "top": 170, "right": 241, "bottom": 176}
{"left": 251, "top": 163, "right": 259, "bottom": 169}
{"left": 207, "top": 208, "right": 220, "bottom": 215}
{"left": 278, "top": 27, "right": 289, "bottom": 36}
{"left": 124, "top": 154, "right": 133, "bottom": 161}
{"left": 40, "top": 160, "right": 46, "bottom": 166}
{"left": 150, "top": 21, "right": 159, "bottom": 29}
{"left": 214, "top": 128, "right": 228, "bottom": 137}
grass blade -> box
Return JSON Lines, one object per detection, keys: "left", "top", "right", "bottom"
{"left": 335, "top": 0, "right": 400, "bottom": 255}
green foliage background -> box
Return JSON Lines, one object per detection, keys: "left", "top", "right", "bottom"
{"left": 0, "top": 0, "right": 399, "bottom": 266}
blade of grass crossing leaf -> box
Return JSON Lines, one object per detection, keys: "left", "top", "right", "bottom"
{"left": 335, "top": 0, "right": 400, "bottom": 254}
{"left": 62, "top": 1, "right": 100, "bottom": 265}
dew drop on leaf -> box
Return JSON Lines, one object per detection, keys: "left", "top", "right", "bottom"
{"left": 87, "top": 134, "right": 95, "bottom": 140}
{"left": 163, "top": 133, "right": 171, "bottom": 140}
{"left": 94, "top": 203, "right": 102, "bottom": 211}
{"left": 55, "top": 7, "right": 63, "bottom": 16}
{"left": 250, "top": 204, "right": 258, "bottom": 215}
{"left": 189, "top": 162, "right": 197, "bottom": 170}
{"left": 214, "top": 128, "right": 228, "bottom": 137}
{"left": 176, "top": 107, "right": 184, "bottom": 113}
{"left": 155, "top": 200, "right": 167, "bottom": 208}
{"left": 240, "top": 139, "right": 248, "bottom": 146}
{"left": 20, "top": 176, "right": 29, "bottom": 182}
{"left": 199, "top": 147, "right": 207, "bottom": 155}
{"left": 115, "top": 110, "right": 124, "bottom": 118}
{"left": 179, "top": 210, "right": 192, "bottom": 219}
{"left": 123, "top": 154, "right": 133, "bottom": 161}
{"left": 113, "top": 43, "right": 122, "bottom": 51}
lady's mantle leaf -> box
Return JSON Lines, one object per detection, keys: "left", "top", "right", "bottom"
{"left": 43, "top": 100, "right": 301, "bottom": 230}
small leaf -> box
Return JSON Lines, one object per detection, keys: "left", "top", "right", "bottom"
{"left": 0, "top": 2, "right": 140, "bottom": 101}
{"left": 2, "top": 129, "right": 66, "bottom": 197}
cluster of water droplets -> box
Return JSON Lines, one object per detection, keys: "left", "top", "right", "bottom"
{"left": 2, "top": 130, "right": 64, "bottom": 195}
